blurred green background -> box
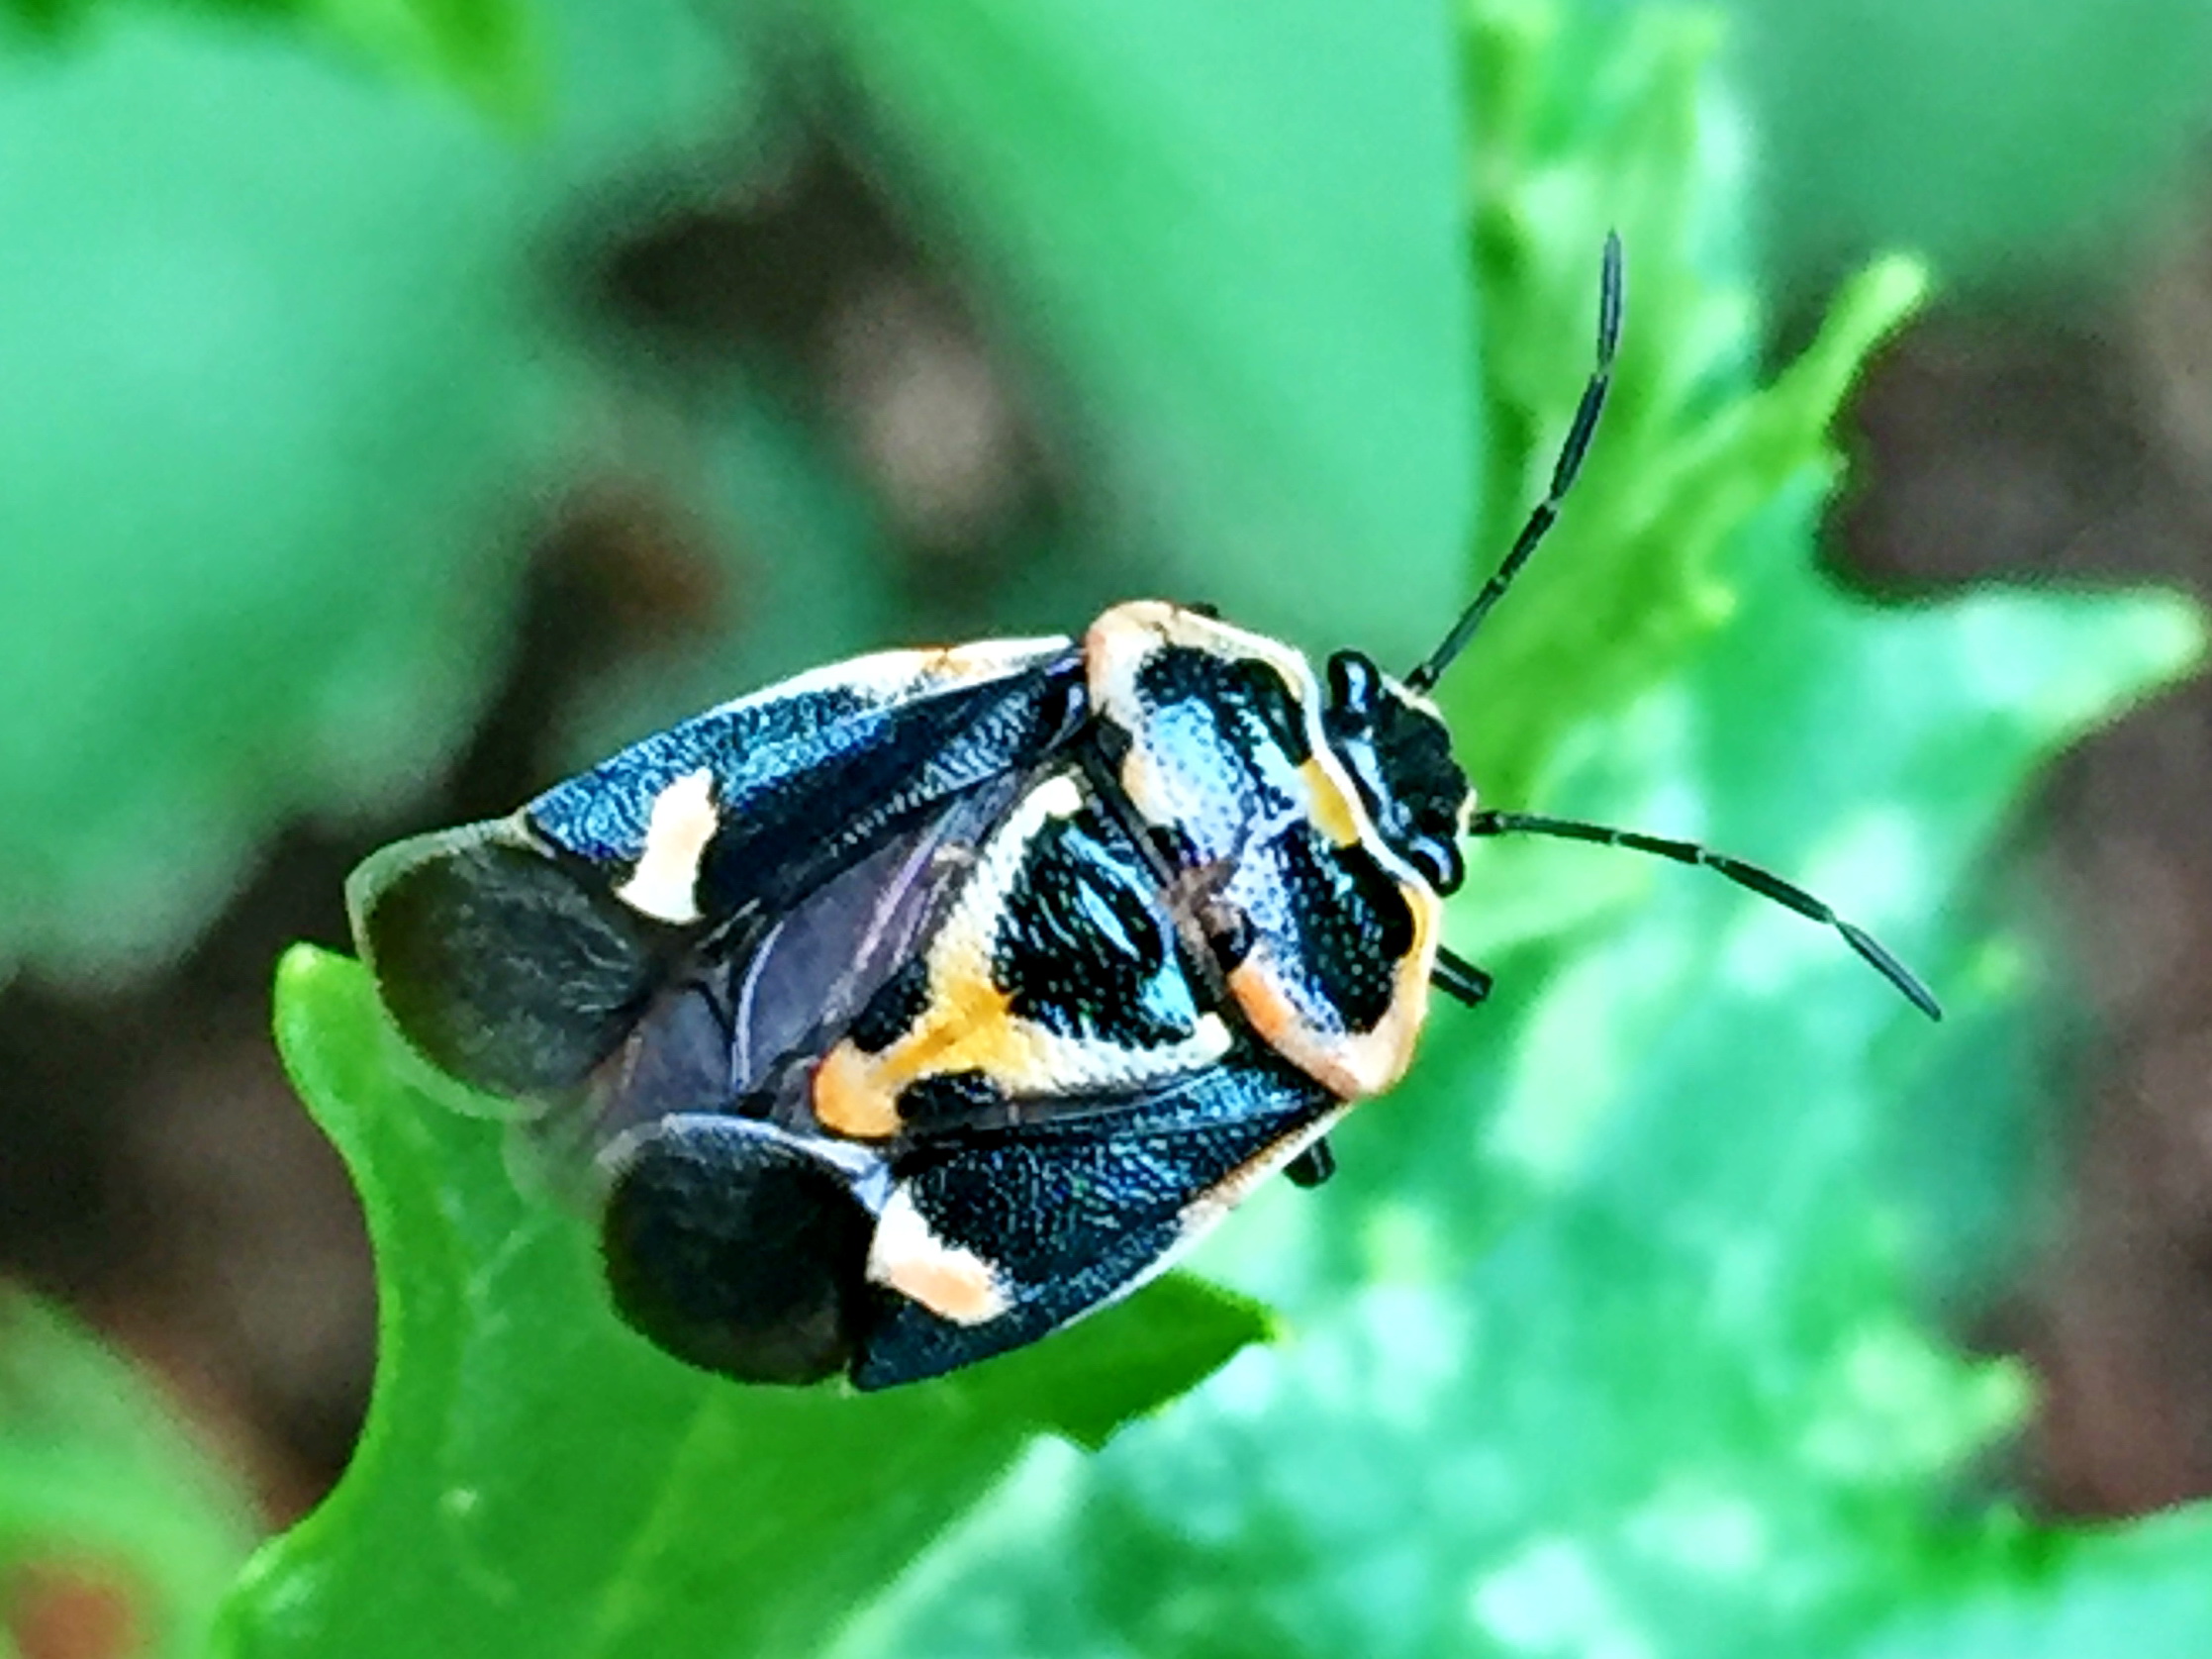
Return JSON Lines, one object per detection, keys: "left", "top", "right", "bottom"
{"left": 6, "top": 0, "right": 2212, "bottom": 1653}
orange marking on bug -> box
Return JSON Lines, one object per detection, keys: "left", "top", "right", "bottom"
{"left": 1321, "top": 882, "right": 1442, "bottom": 1096}
{"left": 898, "top": 960, "right": 1026, "bottom": 1075}
{"left": 1223, "top": 877, "right": 1446, "bottom": 1100}
{"left": 1115, "top": 733, "right": 1164, "bottom": 818}
{"left": 1299, "top": 758, "right": 1364, "bottom": 848}
{"left": 822, "top": 948, "right": 1054, "bottom": 1124}
{"left": 882, "top": 1253, "right": 1006, "bottom": 1323}
{"left": 1228, "top": 952, "right": 1372, "bottom": 1094}
{"left": 811, "top": 1043, "right": 905, "bottom": 1140}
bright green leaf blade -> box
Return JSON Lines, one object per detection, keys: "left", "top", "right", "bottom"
{"left": 215, "top": 948, "right": 1266, "bottom": 1659}
{"left": 0, "top": 1295, "right": 255, "bottom": 1659}
{"left": 825, "top": 0, "right": 1477, "bottom": 667}
{"left": 0, "top": 0, "right": 537, "bottom": 106}
{"left": 991, "top": 1276, "right": 1277, "bottom": 1457}
{"left": 319, "top": 0, "right": 543, "bottom": 114}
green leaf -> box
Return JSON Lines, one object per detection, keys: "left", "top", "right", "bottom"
{"left": 0, "top": 1295, "right": 255, "bottom": 1659}
{"left": 824, "top": 0, "right": 1478, "bottom": 668}
{"left": 213, "top": 948, "right": 1266, "bottom": 1659}
{"left": 317, "top": 0, "right": 544, "bottom": 117}
{"left": 1856, "top": 1509, "right": 2212, "bottom": 1657}
{"left": 1454, "top": 0, "right": 1930, "bottom": 808}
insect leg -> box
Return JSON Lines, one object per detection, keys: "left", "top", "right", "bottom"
{"left": 1284, "top": 1137, "right": 1337, "bottom": 1188}
{"left": 1432, "top": 946, "right": 1494, "bottom": 1008}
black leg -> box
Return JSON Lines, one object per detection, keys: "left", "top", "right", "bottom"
{"left": 1285, "top": 1137, "right": 1336, "bottom": 1188}
{"left": 1432, "top": 945, "right": 1494, "bottom": 1008}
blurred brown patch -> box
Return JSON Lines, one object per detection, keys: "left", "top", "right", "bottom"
{"left": 5, "top": 1559, "right": 141, "bottom": 1659}
{"left": 1838, "top": 226, "right": 2212, "bottom": 1517}
{"left": 588, "top": 142, "right": 1074, "bottom": 614}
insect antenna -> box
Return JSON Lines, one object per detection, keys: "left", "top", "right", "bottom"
{"left": 1407, "top": 232, "right": 1625, "bottom": 694}
{"left": 1467, "top": 809, "right": 1942, "bottom": 1021}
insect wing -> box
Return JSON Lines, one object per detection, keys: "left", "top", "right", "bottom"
{"left": 347, "top": 638, "right": 1083, "bottom": 1104}
{"left": 598, "top": 1114, "right": 883, "bottom": 1386}
{"left": 525, "top": 771, "right": 1032, "bottom": 1185}
{"left": 854, "top": 1050, "right": 1339, "bottom": 1389}
{"left": 528, "top": 637, "right": 1080, "bottom": 925}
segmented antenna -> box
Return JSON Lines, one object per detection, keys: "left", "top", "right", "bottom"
{"left": 1466, "top": 810, "right": 1942, "bottom": 1021}
{"left": 1407, "top": 232, "right": 1624, "bottom": 694}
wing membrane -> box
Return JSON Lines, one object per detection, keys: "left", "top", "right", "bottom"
{"left": 348, "top": 642, "right": 1083, "bottom": 1104}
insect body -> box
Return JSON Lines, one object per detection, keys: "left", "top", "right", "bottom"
{"left": 347, "top": 237, "right": 1938, "bottom": 1390}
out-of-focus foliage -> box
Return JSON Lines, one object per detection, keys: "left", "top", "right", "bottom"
{"left": 0, "top": 0, "right": 1476, "bottom": 986}
{"left": 1716, "top": 0, "right": 2212, "bottom": 287}
{"left": 0, "top": 0, "right": 537, "bottom": 113}
{"left": 0, "top": 0, "right": 762, "bottom": 981}
{"left": 826, "top": 0, "right": 1477, "bottom": 666}
{"left": 0, "top": 1295, "right": 254, "bottom": 1659}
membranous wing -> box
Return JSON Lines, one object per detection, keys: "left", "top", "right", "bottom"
{"left": 347, "top": 637, "right": 1083, "bottom": 1107}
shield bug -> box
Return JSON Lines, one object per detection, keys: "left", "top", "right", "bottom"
{"left": 348, "top": 235, "right": 1938, "bottom": 1390}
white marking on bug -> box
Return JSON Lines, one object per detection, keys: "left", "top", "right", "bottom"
{"left": 1191, "top": 1012, "right": 1233, "bottom": 1059}
{"left": 867, "top": 1186, "right": 1011, "bottom": 1325}
{"left": 1033, "top": 772, "right": 1085, "bottom": 819}
{"left": 616, "top": 768, "right": 719, "bottom": 924}
{"left": 716, "top": 635, "right": 1072, "bottom": 715}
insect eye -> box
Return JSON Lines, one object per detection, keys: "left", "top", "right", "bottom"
{"left": 1406, "top": 837, "right": 1464, "bottom": 895}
